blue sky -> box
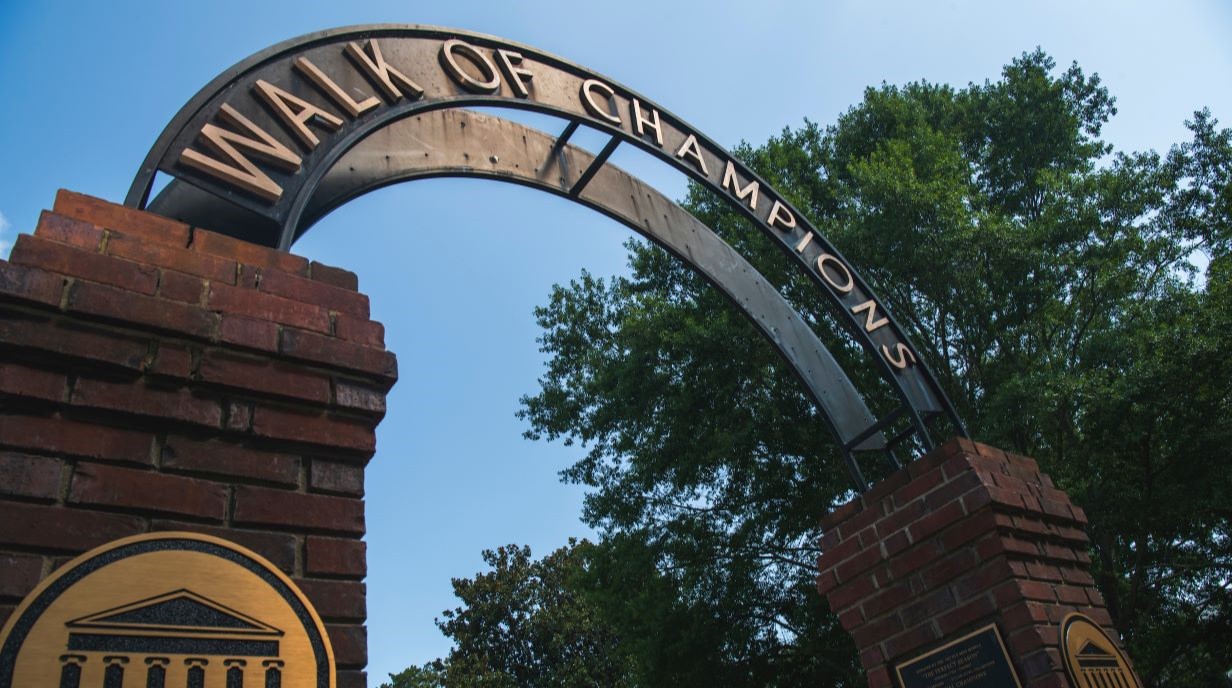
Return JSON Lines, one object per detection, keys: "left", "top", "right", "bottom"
{"left": 2, "top": 0, "right": 1230, "bottom": 681}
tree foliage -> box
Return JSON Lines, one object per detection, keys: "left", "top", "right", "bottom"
{"left": 381, "top": 541, "right": 636, "bottom": 688}
{"left": 404, "top": 49, "right": 1232, "bottom": 686}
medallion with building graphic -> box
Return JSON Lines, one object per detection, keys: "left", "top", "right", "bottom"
{"left": 1060, "top": 613, "right": 1142, "bottom": 688}
{"left": 0, "top": 532, "right": 334, "bottom": 688}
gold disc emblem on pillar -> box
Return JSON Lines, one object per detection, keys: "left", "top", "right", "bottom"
{"left": 1059, "top": 612, "right": 1141, "bottom": 688}
{"left": 0, "top": 532, "right": 335, "bottom": 688}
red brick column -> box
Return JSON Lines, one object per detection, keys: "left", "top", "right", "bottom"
{"left": 0, "top": 191, "right": 395, "bottom": 688}
{"left": 817, "top": 438, "right": 1124, "bottom": 688}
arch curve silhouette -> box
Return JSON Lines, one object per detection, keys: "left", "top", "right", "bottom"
{"left": 127, "top": 24, "right": 965, "bottom": 489}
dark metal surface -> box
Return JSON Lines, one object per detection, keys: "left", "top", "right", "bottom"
{"left": 131, "top": 24, "right": 968, "bottom": 490}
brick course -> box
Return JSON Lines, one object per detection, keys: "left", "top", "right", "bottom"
{"left": 817, "top": 438, "right": 1126, "bottom": 688}
{"left": 0, "top": 191, "right": 394, "bottom": 688}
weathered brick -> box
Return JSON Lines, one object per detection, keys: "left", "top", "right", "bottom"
{"left": 73, "top": 378, "right": 221, "bottom": 427}
{"left": 1039, "top": 498, "right": 1072, "bottom": 520}
{"left": 150, "top": 519, "right": 297, "bottom": 574}
{"left": 310, "top": 460, "right": 364, "bottom": 496}
{"left": 816, "top": 569, "right": 838, "bottom": 596}
{"left": 960, "top": 484, "right": 994, "bottom": 514}
{"left": 0, "top": 552, "right": 44, "bottom": 599}
{"left": 887, "top": 539, "right": 942, "bottom": 580}
{"left": 819, "top": 497, "right": 863, "bottom": 532}
{"left": 68, "top": 280, "right": 216, "bottom": 338}
{"left": 918, "top": 546, "right": 979, "bottom": 591}
{"left": 225, "top": 400, "right": 253, "bottom": 433}
{"left": 306, "top": 537, "right": 366, "bottom": 577}
{"left": 900, "top": 586, "right": 957, "bottom": 629}
{"left": 859, "top": 645, "right": 884, "bottom": 672}
{"left": 297, "top": 578, "right": 366, "bottom": 621}
{"left": 193, "top": 229, "right": 308, "bottom": 275}
{"left": 54, "top": 189, "right": 190, "bottom": 247}
{"left": 0, "top": 500, "right": 145, "bottom": 552}
{"left": 0, "top": 414, "right": 154, "bottom": 464}
{"left": 258, "top": 269, "right": 369, "bottom": 317}
{"left": 1054, "top": 584, "right": 1089, "bottom": 605}
{"left": 0, "top": 260, "right": 64, "bottom": 307}
{"left": 280, "top": 328, "right": 397, "bottom": 382}
{"left": 218, "top": 314, "right": 279, "bottom": 352}
{"left": 851, "top": 612, "right": 904, "bottom": 649}
{"left": 309, "top": 261, "right": 358, "bottom": 291}
{"left": 838, "top": 606, "right": 863, "bottom": 631}
{"left": 881, "top": 528, "right": 912, "bottom": 557}
{"left": 937, "top": 508, "right": 999, "bottom": 551}
{"left": 1007, "top": 626, "right": 1053, "bottom": 663}
{"left": 0, "top": 361, "right": 66, "bottom": 403}
{"left": 1001, "top": 600, "right": 1051, "bottom": 632}
{"left": 838, "top": 499, "right": 885, "bottom": 541}
{"left": 867, "top": 665, "right": 894, "bottom": 688}
{"left": 952, "top": 558, "right": 1015, "bottom": 603}
{"left": 162, "top": 435, "right": 300, "bottom": 486}
{"left": 11, "top": 234, "right": 158, "bottom": 295}
{"left": 935, "top": 593, "right": 997, "bottom": 636}
{"left": 825, "top": 572, "right": 877, "bottom": 613}
{"left": 158, "top": 269, "right": 206, "bottom": 304}
{"left": 922, "top": 469, "right": 982, "bottom": 512}
{"left": 107, "top": 231, "right": 235, "bottom": 282}
{"left": 0, "top": 312, "right": 149, "bottom": 371}
{"left": 334, "top": 313, "right": 384, "bottom": 347}
{"left": 198, "top": 349, "right": 331, "bottom": 403}
{"left": 35, "top": 210, "right": 105, "bottom": 250}
{"left": 209, "top": 282, "right": 330, "bottom": 333}
{"left": 890, "top": 463, "right": 945, "bottom": 509}
{"left": 834, "top": 544, "right": 884, "bottom": 584}
{"left": 69, "top": 462, "right": 226, "bottom": 521}
{"left": 147, "top": 342, "right": 194, "bottom": 378}
{"left": 1026, "top": 561, "right": 1064, "bottom": 582}
{"left": 238, "top": 264, "right": 260, "bottom": 289}
{"left": 883, "top": 622, "right": 941, "bottom": 663}
{"left": 233, "top": 485, "right": 363, "bottom": 534}
{"left": 862, "top": 468, "right": 911, "bottom": 506}
{"left": 873, "top": 496, "right": 925, "bottom": 539}
{"left": 251, "top": 406, "right": 375, "bottom": 453}
{"left": 1059, "top": 566, "right": 1095, "bottom": 587}
{"left": 327, "top": 624, "right": 367, "bottom": 668}
{"left": 818, "top": 526, "right": 865, "bottom": 566}
{"left": 0, "top": 452, "right": 63, "bottom": 501}
{"left": 334, "top": 380, "right": 386, "bottom": 415}
{"left": 860, "top": 578, "right": 914, "bottom": 620}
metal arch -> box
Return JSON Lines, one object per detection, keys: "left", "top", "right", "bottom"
{"left": 127, "top": 24, "right": 969, "bottom": 488}
{"left": 151, "top": 109, "right": 885, "bottom": 488}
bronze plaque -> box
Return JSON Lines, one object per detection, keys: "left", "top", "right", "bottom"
{"left": 1060, "top": 613, "right": 1142, "bottom": 688}
{"left": 894, "top": 623, "right": 1022, "bottom": 688}
{"left": 0, "top": 532, "right": 335, "bottom": 688}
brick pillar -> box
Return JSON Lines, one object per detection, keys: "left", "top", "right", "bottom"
{"left": 817, "top": 438, "right": 1126, "bottom": 688}
{"left": 0, "top": 190, "right": 396, "bottom": 688}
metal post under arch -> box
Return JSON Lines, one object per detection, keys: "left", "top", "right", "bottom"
{"left": 125, "top": 24, "right": 967, "bottom": 491}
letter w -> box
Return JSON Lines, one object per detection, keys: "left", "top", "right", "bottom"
{"left": 179, "top": 104, "right": 302, "bottom": 202}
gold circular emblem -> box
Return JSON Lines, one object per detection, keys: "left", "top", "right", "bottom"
{"left": 0, "top": 532, "right": 335, "bottom": 688}
{"left": 1059, "top": 612, "right": 1141, "bottom": 688}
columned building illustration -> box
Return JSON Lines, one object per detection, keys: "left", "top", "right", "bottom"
{"left": 57, "top": 590, "right": 285, "bottom": 688}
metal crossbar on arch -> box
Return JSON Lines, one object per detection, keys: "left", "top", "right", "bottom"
{"left": 126, "top": 24, "right": 966, "bottom": 490}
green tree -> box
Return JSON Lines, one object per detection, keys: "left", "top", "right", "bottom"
{"left": 516, "top": 49, "right": 1231, "bottom": 685}
{"left": 379, "top": 664, "right": 444, "bottom": 688}
{"left": 419, "top": 540, "right": 637, "bottom": 688}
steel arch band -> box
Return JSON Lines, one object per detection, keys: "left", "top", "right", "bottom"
{"left": 127, "top": 24, "right": 966, "bottom": 490}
